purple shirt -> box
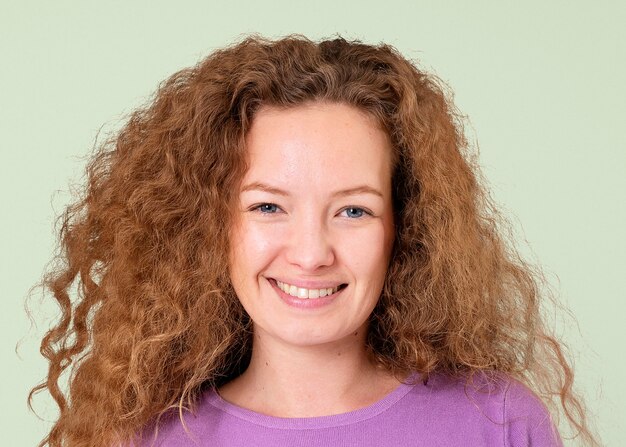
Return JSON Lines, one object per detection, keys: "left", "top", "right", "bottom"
{"left": 136, "top": 372, "right": 562, "bottom": 446}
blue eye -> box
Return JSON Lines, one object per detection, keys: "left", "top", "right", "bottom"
{"left": 252, "top": 203, "right": 280, "bottom": 214}
{"left": 341, "top": 207, "right": 369, "bottom": 219}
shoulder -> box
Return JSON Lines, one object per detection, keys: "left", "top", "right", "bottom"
{"left": 500, "top": 377, "right": 563, "bottom": 447}
{"left": 131, "top": 390, "right": 228, "bottom": 447}
{"left": 419, "top": 371, "right": 563, "bottom": 447}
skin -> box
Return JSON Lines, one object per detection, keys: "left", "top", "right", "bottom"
{"left": 221, "top": 101, "right": 401, "bottom": 417}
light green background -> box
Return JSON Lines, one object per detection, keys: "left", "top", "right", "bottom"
{"left": 2, "top": 1, "right": 624, "bottom": 445}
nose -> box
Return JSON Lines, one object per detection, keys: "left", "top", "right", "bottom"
{"left": 284, "top": 215, "right": 335, "bottom": 271}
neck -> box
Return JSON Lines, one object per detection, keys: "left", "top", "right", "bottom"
{"left": 220, "top": 322, "right": 400, "bottom": 417}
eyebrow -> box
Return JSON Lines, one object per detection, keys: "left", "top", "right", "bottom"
{"left": 241, "top": 182, "right": 384, "bottom": 199}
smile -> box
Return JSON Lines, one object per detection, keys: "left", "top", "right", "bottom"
{"left": 275, "top": 280, "right": 346, "bottom": 299}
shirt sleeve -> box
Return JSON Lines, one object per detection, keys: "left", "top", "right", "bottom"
{"left": 503, "top": 379, "right": 564, "bottom": 447}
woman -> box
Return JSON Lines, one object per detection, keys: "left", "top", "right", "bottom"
{"left": 29, "top": 35, "right": 597, "bottom": 446}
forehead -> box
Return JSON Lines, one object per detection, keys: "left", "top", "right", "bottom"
{"left": 242, "top": 102, "right": 392, "bottom": 191}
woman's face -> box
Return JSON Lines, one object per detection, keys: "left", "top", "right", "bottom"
{"left": 229, "top": 102, "right": 395, "bottom": 348}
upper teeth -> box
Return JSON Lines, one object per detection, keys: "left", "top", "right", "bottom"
{"left": 276, "top": 280, "right": 341, "bottom": 299}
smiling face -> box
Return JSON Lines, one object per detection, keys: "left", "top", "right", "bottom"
{"left": 228, "top": 102, "right": 395, "bottom": 348}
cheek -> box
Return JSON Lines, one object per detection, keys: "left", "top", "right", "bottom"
{"left": 337, "top": 224, "right": 391, "bottom": 276}
{"left": 230, "top": 222, "right": 281, "bottom": 279}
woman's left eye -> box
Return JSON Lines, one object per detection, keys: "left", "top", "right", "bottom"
{"left": 340, "top": 207, "right": 371, "bottom": 219}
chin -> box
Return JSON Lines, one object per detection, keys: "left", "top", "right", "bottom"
{"left": 260, "top": 319, "right": 363, "bottom": 348}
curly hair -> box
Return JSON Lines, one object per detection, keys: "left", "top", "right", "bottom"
{"left": 28, "top": 35, "right": 597, "bottom": 446}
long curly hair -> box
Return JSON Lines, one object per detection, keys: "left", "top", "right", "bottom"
{"left": 28, "top": 35, "right": 597, "bottom": 446}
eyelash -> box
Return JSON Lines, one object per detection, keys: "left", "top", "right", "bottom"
{"left": 249, "top": 203, "right": 373, "bottom": 219}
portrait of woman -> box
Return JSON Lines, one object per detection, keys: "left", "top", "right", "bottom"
{"left": 23, "top": 34, "right": 603, "bottom": 447}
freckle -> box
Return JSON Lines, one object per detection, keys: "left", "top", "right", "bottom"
{"left": 337, "top": 352, "right": 341, "bottom": 356}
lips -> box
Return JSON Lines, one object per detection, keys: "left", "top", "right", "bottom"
{"left": 274, "top": 279, "right": 347, "bottom": 299}
{"left": 267, "top": 278, "right": 347, "bottom": 308}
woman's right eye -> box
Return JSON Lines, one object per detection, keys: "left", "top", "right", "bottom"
{"left": 250, "top": 203, "right": 281, "bottom": 214}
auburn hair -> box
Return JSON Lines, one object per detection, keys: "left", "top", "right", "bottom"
{"left": 28, "top": 35, "right": 597, "bottom": 446}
